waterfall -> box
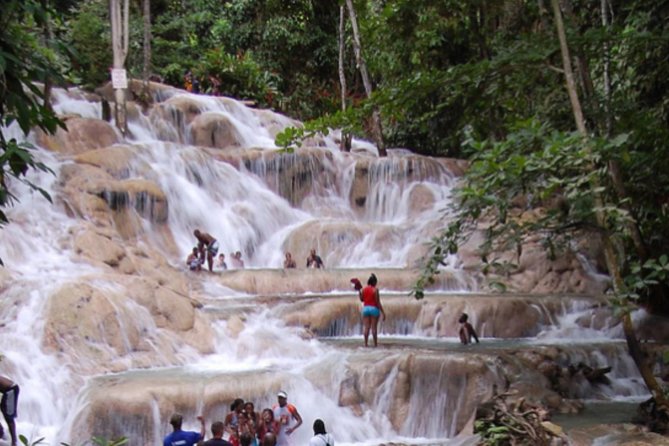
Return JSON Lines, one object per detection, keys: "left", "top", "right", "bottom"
{"left": 0, "top": 86, "right": 653, "bottom": 446}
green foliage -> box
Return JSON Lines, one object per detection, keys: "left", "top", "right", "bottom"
{"left": 1, "top": 0, "right": 65, "bottom": 264}
{"left": 90, "top": 437, "right": 128, "bottom": 446}
{"left": 19, "top": 435, "right": 45, "bottom": 446}
{"left": 64, "top": 1, "right": 110, "bottom": 88}
{"left": 61, "top": 436, "right": 128, "bottom": 446}
{"left": 474, "top": 420, "right": 511, "bottom": 446}
{"left": 197, "top": 50, "right": 281, "bottom": 106}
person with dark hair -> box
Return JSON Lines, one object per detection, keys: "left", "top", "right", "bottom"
{"left": 239, "top": 433, "right": 253, "bottom": 446}
{"left": 225, "top": 398, "right": 245, "bottom": 445}
{"left": 203, "top": 421, "right": 232, "bottom": 446}
{"left": 306, "top": 249, "right": 324, "bottom": 269}
{"left": 458, "top": 313, "right": 479, "bottom": 345}
{"left": 163, "top": 413, "right": 205, "bottom": 446}
{"left": 308, "top": 419, "right": 334, "bottom": 446}
{"left": 261, "top": 432, "right": 277, "bottom": 446}
{"left": 358, "top": 273, "right": 386, "bottom": 347}
{"left": 187, "top": 247, "right": 202, "bottom": 271}
{"left": 0, "top": 375, "right": 19, "bottom": 446}
{"left": 283, "top": 252, "right": 296, "bottom": 269}
{"left": 257, "top": 408, "right": 279, "bottom": 440}
{"left": 193, "top": 229, "right": 219, "bottom": 272}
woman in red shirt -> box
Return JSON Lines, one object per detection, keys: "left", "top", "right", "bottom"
{"left": 358, "top": 273, "right": 386, "bottom": 347}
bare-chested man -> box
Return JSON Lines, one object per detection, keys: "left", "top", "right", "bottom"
{"left": 0, "top": 375, "right": 19, "bottom": 446}
{"left": 194, "top": 229, "right": 219, "bottom": 272}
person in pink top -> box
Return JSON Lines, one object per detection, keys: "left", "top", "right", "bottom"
{"left": 358, "top": 273, "right": 386, "bottom": 347}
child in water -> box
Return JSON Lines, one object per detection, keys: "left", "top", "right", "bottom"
{"left": 458, "top": 313, "right": 479, "bottom": 345}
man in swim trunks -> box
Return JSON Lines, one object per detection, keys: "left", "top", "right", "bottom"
{"left": 194, "top": 229, "right": 219, "bottom": 272}
{"left": 0, "top": 376, "right": 19, "bottom": 446}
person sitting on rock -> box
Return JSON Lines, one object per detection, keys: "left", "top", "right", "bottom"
{"left": 187, "top": 247, "right": 202, "bottom": 271}
{"left": 283, "top": 252, "right": 297, "bottom": 269}
{"left": 306, "top": 249, "right": 324, "bottom": 269}
{"left": 235, "top": 251, "right": 245, "bottom": 268}
{"left": 458, "top": 313, "right": 479, "bottom": 345}
{"left": 217, "top": 253, "right": 228, "bottom": 270}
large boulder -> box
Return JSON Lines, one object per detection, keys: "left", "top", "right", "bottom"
{"left": 190, "top": 112, "right": 242, "bottom": 149}
{"left": 35, "top": 117, "right": 120, "bottom": 155}
{"left": 59, "top": 163, "right": 168, "bottom": 228}
{"left": 42, "top": 273, "right": 214, "bottom": 375}
{"left": 74, "top": 144, "right": 148, "bottom": 179}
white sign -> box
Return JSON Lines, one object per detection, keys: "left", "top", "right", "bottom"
{"left": 111, "top": 68, "right": 128, "bottom": 89}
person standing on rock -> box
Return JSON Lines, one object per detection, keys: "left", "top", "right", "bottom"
{"left": 194, "top": 229, "right": 219, "bottom": 272}
{"left": 272, "top": 391, "right": 302, "bottom": 446}
{"left": 163, "top": 413, "right": 205, "bottom": 446}
{"left": 308, "top": 419, "right": 334, "bottom": 446}
{"left": 0, "top": 375, "right": 19, "bottom": 446}
{"left": 358, "top": 273, "right": 386, "bottom": 347}
{"left": 458, "top": 313, "right": 479, "bottom": 345}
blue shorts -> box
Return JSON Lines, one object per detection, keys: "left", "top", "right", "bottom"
{"left": 207, "top": 240, "right": 219, "bottom": 256}
{"left": 362, "top": 306, "right": 380, "bottom": 318}
{"left": 1, "top": 384, "right": 19, "bottom": 419}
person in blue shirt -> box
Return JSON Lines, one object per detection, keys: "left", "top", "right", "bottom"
{"left": 164, "top": 413, "right": 205, "bottom": 446}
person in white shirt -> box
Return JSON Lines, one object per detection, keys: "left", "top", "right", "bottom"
{"left": 308, "top": 419, "right": 334, "bottom": 446}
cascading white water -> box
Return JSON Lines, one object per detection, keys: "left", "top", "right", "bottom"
{"left": 0, "top": 86, "right": 649, "bottom": 446}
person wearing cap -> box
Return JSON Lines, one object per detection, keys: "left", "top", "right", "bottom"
{"left": 163, "top": 413, "right": 205, "bottom": 446}
{"left": 308, "top": 419, "right": 334, "bottom": 446}
{"left": 272, "top": 391, "right": 302, "bottom": 446}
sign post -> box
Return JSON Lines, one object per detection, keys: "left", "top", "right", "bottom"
{"left": 111, "top": 68, "right": 128, "bottom": 89}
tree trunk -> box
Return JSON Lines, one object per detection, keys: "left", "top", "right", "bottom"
{"left": 42, "top": 1, "right": 53, "bottom": 111}
{"left": 110, "top": 0, "right": 130, "bottom": 135}
{"left": 143, "top": 0, "right": 151, "bottom": 84}
{"left": 338, "top": 5, "right": 351, "bottom": 152}
{"left": 345, "top": 0, "right": 386, "bottom": 157}
{"left": 551, "top": 0, "right": 668, "bottom": 411}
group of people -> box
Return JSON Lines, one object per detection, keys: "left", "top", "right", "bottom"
{"left": 282, "top": 249, "right": 324, "bottom": 269}
{"left": 189, "top": 229, "right": 328, "bottom": 273}
{"left": 351, "top": 274, "right": 480, "bottom": 347}
{"left": 164, "top": 391, "right": 333, "bottom": 446}
{"left": 188, "top": 230, "right": 246, "bottom": 273}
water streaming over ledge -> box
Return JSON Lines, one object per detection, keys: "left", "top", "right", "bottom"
{"left": 0, "top": 86, "right": 653, "bottom": 446}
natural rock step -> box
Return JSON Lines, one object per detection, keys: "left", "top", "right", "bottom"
{"left": 64, "top": 340, "right": 650, "bottom": 446}
{"left": 201, "top": 292, "right": 609, "bottom": 339}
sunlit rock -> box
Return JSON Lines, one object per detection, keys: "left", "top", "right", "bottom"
{"left": 59, "top": 162, "right": 168, "bottom": 229}
{"left": 35, "top": 117, "right": 120, "bottom": 155}
{"left": 42, "top": 274, "right": 214, "bottom": 376}
{"left": 74, "top": 144, "right": 148, "bottom": 179}
{"left": 215, "top": 269, "right": 460, "bottom": 295}
{"left": 73, "top": 227, "right": 126, "bottom": 267}
{"left": 190, "top": 112, "right": 243, "bottom": 149}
